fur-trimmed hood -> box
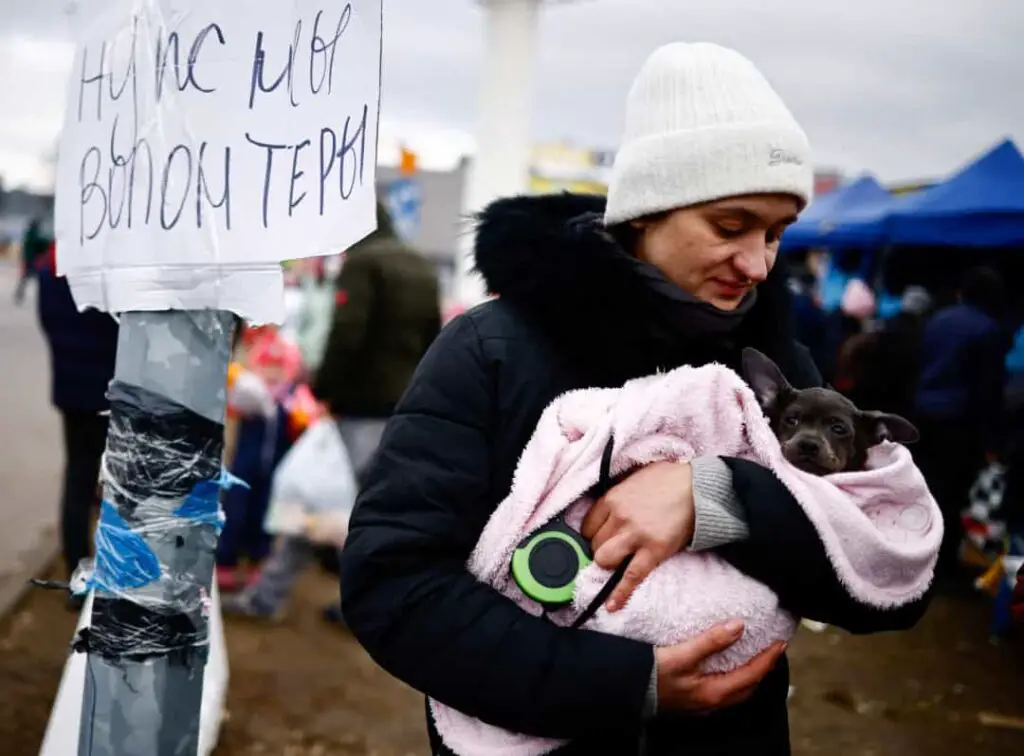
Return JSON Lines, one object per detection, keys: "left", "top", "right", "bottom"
{"left": 472, "top": 192, "right": 805, "bottom": 385}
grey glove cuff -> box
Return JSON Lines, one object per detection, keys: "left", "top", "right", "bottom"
{"left": 689, "top": 456, "right": 749, "bottom": 551}
{"left": 643, "top": 648, "right": 658, "bottom": 719}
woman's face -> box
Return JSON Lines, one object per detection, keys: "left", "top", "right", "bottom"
{"left": 632, "top": 193, "right": 801, "bottom": 311}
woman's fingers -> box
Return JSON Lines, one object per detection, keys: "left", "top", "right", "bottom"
{"left": 693, "top": 641, "right": 786, "bottom": 708}
{"left": 719, "top": 681, "right": 760, "bottom": 708}
{"left": 589, "top": 515, "right": 621, "bottom": 554}
{"left": 592, "top": 531, "right": 636, "bottom": 571}
{"left": 605, "top": 548, "right": 659, "bottom": 611}
{"left": 580, "top": 496, "right": 610, "bottom": 540}
{"left": 662, "top": 621, "right": 745, "bottom": 671}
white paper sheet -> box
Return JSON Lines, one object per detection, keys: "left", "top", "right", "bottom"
{"left": 54, "top": 0, "right": 383, "bottom": 323}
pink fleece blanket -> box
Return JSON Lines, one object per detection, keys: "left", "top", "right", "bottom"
{"left": 430, "top": 362, "right": 942, "bottom": 756}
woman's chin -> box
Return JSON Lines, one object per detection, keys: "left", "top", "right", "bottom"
{"left": 707, "top": 295, "right": 744, "bottom": 312}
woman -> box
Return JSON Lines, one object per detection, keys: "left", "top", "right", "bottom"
{"left": 35, "top": 240, "right": 119, "bottom": 607}
{"left": 340, "top": 43, "right": 929, "bottom": 755}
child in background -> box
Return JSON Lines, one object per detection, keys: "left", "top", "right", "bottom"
{"left": 216, "top": 328, "right": 303, "bottom": 592}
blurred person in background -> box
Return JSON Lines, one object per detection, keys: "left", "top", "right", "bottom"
{"left": 14, "top": 216, "right": 51, "bottom": 305}
{"left": 225, "top": 201, "right": 440, "bottom": 623}
{"left": 997, "top": 322, "right": 1024, "bottom": 549}
{"left": 914, "top": 266, "right": 1009, "bottom": 580}
{"left": 837, "top": 285, "right": 932, "bottom": 421}
{"left": 340, "top": 43, "right": 929, "bottom": 756}
{"left": 786, "top": 265, "right": 827, "bottom": 372}
{"left": 293, "top": 257, "right": 339, "bottom": 377}
{"left": 821, "top": 277, "right": 875, "bottom": 386}
{"left": 216, "top": 329, "right": 301, "bottom": 593}
{"left": 1005, "top": 321, "right": 1024, "bottom": 401}
{"left": 34, "top": 241, "right": 118, "bottom": 609}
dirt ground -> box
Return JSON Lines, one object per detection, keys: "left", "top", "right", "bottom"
{"left": 2, "top": 567, "right": 1022, "bottom": 756}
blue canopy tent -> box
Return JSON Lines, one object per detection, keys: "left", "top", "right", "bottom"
{"left": 886, "top": 139, "right": 1024, "bottom": 247}
{"left": 788, "top": 178, "right": 890, "bottom": 312}
{"left": 822, "top": 192, "right": 925, "bottom": 316}
{"left": 781, "top": 175, "right": 889, "bottom": 250}
{"left": 826, "top": 192, "right": 918, "bottom": 249}
{"left": 780, "top": 185, "right": 844, "bottom": 250}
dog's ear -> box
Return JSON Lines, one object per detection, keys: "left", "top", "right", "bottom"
{"left": 741, "top": 348, "right": 793, "bottom": 412}
{"left": 860, "top": 411, "right": 920, "bottom": 445}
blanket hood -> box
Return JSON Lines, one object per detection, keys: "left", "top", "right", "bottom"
{"left": 472, "top": 193, "right": 798, "bottom": 382}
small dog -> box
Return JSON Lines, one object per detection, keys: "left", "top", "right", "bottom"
{"left": 742, "top": 348, "right": 919, "bottom": 474}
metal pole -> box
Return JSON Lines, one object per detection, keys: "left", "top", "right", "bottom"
{"left": 75, "top": 309, "right": 236, "bottom": 756}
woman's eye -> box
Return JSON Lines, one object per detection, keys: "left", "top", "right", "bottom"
{"left": 766, "top": 227, "right": 782, "bottom": 244}
{"left": 715, "top": 223, "right": 745, "bottom": 238}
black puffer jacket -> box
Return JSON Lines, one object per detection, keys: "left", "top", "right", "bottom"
{"left": 340, "top": 194, "right": 929, "bottom": 755}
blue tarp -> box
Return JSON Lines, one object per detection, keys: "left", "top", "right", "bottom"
{"left": 826, "top": 192, "right": 917, "bottom": 248}
{"left": 887, "top": 139, "right": 1024, "bottom": 247}
{"left": 782, "top": 175, "right": 889, "bottom": 250}
{"left": 829, "top": 139, "right": 1024, "bottom": 249}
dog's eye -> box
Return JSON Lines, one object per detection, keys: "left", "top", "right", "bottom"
{"left": 831, "top": 423, "right": 848, "bottom": 435}
{"left": 784, "top": 416, "right": 800, "bottom": 426}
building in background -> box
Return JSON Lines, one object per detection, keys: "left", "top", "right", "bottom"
{"left": 528, "top": 141, "right": 614, "bottom": 195}
{"left": 2, "top": 155, "right": 874, "bottom": 297}
{"left": 383, "top": 147, "right": 425, "bottom": 244}
{"left": 376, "top": 158, "right": 470, "bottom": 302}
{"left": 813, "top": 169, "right": 843, "bottom": 197}
{"left": 0, "top": 186, "right": 54, "bottom": 246}
{"left": 375, "top": 141, "right": 615, "bottom": 302}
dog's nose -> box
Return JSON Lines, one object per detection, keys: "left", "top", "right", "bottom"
{"left": 796, "top": 438, "right": 821, "bottom": 456}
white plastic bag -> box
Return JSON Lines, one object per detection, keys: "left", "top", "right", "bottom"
{"left": 264, "top": 417, "right": 357, "bottom": 545}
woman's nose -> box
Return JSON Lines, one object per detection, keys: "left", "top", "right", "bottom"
{"left": 733, "top": 245, "right": 770, "bottom": 283}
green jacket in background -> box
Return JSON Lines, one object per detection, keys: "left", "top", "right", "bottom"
{"left": 21, "top": 219, "right": 50, "bottom": 271}
{"left": 312, "top": 204, "right": 441, "bottom": 418}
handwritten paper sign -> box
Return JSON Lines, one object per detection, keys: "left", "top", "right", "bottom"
{"left": 54, "top": 0, "right": 382, "bottom": 322}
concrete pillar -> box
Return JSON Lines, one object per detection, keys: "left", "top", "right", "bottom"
{"left": 456, "top": 0, "right": 543, "bottom": 307}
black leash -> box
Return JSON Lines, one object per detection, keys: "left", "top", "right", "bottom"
{"left": 567, "top": 436, "right": 649, "bottom": 755}
{"left": 570, "top": 436, "right": 634, "bottom": 630}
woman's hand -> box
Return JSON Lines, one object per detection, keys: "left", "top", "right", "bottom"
{"left": 656, "top": 621, "right": 786, "bottom": 712}
{"left": 580, "top": 461, "right": 695, "bottom": 611}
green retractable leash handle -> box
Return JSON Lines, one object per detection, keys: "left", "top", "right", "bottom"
{"left": 510, "top": 517, "right": 593, "bottom": 610}
{"left": 510, "top": 436, "right": 635, "bottom": 627}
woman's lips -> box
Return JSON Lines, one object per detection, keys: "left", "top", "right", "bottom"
{"left": 712, "top": 279, "right": 748, "bottom": 298}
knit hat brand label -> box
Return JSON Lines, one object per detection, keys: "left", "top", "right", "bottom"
{"left": 769, "top": 148, "right": 804, "bottom": 167}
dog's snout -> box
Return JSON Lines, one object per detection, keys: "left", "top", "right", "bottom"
{"left": 796, "top": 437, "right": 821, "bottom": 456}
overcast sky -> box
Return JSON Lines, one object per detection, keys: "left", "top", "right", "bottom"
{"left": 1, "top": 0, "right": 1021, "bottom": 192}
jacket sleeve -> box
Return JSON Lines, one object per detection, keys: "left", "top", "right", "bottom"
{"left": 340, "top": 315, "right": 654, "bottom": 739}
{"left": 311, "top": 255, "right": 375, "bottom": 405}
{"left": 715, "top": 343, "right": 931, "bottom": 633}
{"left": 716, "top": 457, "right": 930, "bottom": 633}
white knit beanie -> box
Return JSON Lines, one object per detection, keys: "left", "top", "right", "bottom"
{"left": 605, "top": 42, "right": 814, "bottom": 225}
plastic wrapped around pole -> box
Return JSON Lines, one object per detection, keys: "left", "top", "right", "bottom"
{"left": 70, "top": 381, "right": 243, "bottom": 663}
{"left": 68, "top": 310, "right": 237, "bottom": 756}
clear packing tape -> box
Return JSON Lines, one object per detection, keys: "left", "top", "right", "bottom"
{"left": 64, "top": 381, "right": 246, "bottom": 664}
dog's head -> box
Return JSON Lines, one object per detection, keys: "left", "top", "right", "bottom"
{"left": 741, "top": 348, "right": 919, "bottom": 474}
